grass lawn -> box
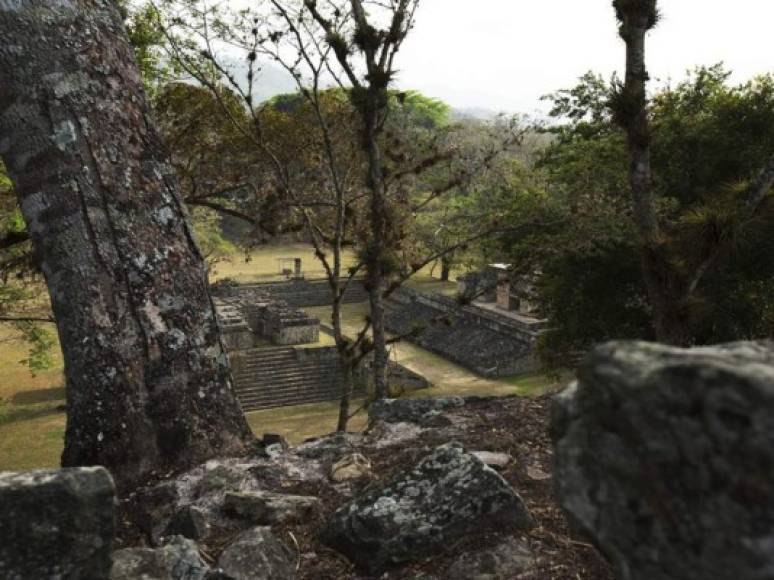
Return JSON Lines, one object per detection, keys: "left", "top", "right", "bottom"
{"left": 0, "top": 325, "right": 66, "bottom": 471}
{"left": 210, "top": 243, "right": 359, "bottom": 283}
{"left": 0, "top": 243, "right": 566, "bottom": 470}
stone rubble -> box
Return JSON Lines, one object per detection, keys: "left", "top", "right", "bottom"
{"left": 320, "top": 443, "right": 534, "bottom": 574}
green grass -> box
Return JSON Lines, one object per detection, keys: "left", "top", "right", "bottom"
{"left": 210, "top": 243, "right": 359, "bottom": 283}
{"left": 0, "top": 325, "right": 66, "bottom": 471}
{"left": 0, "top": 243, "right": 566, "bottom": 471}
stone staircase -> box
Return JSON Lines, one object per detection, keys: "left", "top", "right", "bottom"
{"left": 231, "top": 347, "right": 349, "bottom": 411}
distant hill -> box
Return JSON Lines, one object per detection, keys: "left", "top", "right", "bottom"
{"left": 450, "top": 107, "right": 506, "bottom": 122}
{"left": 219, "top": 57, "right": 298, "bottom": 104}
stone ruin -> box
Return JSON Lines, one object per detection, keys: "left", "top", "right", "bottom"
{"left": 385, "top": 284, "right": 546, "bottom": 378}
{"left": 210, "top": 278, "right": 429, "bottom": 411}
{"left": 212, "top": 282, "right": 320, "bottom": 348}
{"left": 459, "top": 263, "right": 543, "bottom": 318}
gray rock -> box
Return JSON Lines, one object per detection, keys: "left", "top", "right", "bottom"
{"left": 369, "top": 397, "right": 465, "bottom": 426}
{"left": 553, "top": 340, "right": 774, "bottom": 580}
{"left": 294, "top": 433, "right": 355, "bottom": 461}
{"left": 111, "top": 535, "right": 210, "bottom": 580}
{"left": 446, "top": 537, "right": 535, "bottom": 579}
{"left": 217, "top": 527, "right": 296, "bottom": 580}
{"left": 0, "top": 467, "right": 115, "bottom": 580}
{"left": 471, "top": 451, "right": 512, "bottom": 470}
{"left": 134, "top": 481, "right": 180, "bottom": 545}
{"left": 261, "top": 434, "right": 290, "bottom": 452}
{"left": 331, "top": 453, "right": 372, "bottom": 482}
{"left": 264, "top": 444, "right": 285, "bottom": 459}
{"left": 164, "top": 505, "right": 212, "bottom": 541}
{"left": 223, "top": 491, "right": 320, "bottom": 525}
{"left": 194, "top": 464, "right": 249, "bottom": 499}
{"left": 320, "top": 443, "right": 533, "bottom": 574}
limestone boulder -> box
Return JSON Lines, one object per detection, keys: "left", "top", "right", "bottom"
{"left": 0, "top": 467, "right": 115, "bottom": 580}
{"left": 164, "top": 505, "right": 212, "bottom": 541}
{"left": 217, "top": 527, "right": 296, "bottom": 580}
{"left": 368, "top": 397, "right": 465, "bottom": 426}
{"left": 223, "top": 491, "right": 320, "bottom": 525}
{"left": 110, "top": 536, "right": 210, "bottom": 580}
{"left": 553, "top": 340, "right": 774, "bottom": 580}
{"left": 445, "top": 537, "right": 535, "bottom": 580}
{"left": 320, "top": 443, "right": 533, "bottom": 574}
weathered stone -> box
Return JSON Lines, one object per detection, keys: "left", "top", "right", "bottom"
{"left": 0, "top": 467, "right": 115, "bottom": 580}
{"left": 368, "top": 397, "right": 465, "bottom": 426}
{"left": 217, "top": 527, "right": 296, "bottom": 580}
{"left": 471, "top": 451, "right": 512, "bottom": 470}
{"left": 134, "top": 481, "right": 180, "bottom": 545}
{"left": 320, "top": 443, "right": 533, "bottom": 574}
{"left": 110, "top": 535, "right": 210, "bottom": 580}
{"left": 367, "top": 421, "right": 426, "bottom": 449}
{"left": 262, "top": 434, "right": 290, "bottom": 451}
{"left": 525, "top": 465, "right": 551, "bottom": 481}
{"left": 294, "top": 433, "right": 356, "bottom": 461}
{"left": 331, "top": 453, "right": 372, "bottom": 482}
{"left": 224, "top": 491, "right": 320, "bottom": 525}
{"left": 194, "top": 464, "right": 249, "bottom": 499}
{"left": 446, "top": 537, "right": 535, "bottom": 580}
{"left": 553, "top": 341, "right": 774, "bottom": 580}
{"left": 164, "top": 505, "right": 211, "bottom": 541}
{"left": 265, "top": 444, "right": 285, "bottom": 459}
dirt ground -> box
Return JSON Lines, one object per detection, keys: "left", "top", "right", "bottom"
{"left": 285, "top": 396, "right": 613, "bottom": 579}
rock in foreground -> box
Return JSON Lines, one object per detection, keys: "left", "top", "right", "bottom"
{"left": 320, "top": 443, "right": 533, "bottom": 574}
{"left": 110, "top": 536, "right": 209, "bottom": 580}
{"left": 217, "top": 527, "right": 296, "bottom": 580}
{"left": 0, "top": 467, "right": 115, "bottom": 580}
{"left": 553, "top": 341, "right": 774, "bottom": 580}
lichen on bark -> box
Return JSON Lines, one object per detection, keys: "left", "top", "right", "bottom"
{"left": 0, "top": 0, "right": 253, "bottom": 490}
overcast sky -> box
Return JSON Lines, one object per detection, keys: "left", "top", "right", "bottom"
{"left": 394, "top": 0, "right": 773, "bottom": 116}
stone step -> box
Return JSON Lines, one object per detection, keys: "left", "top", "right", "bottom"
{"left": 238, "top": 356, "right": 299, "bottom": 367}
{"left": 236, "top": 361, "right": 339, "bottom": 374}
{"left": 236, "top": 369, "right": 342, "bottom": 383}
{"left": 236, "top": 362, "right": 339, "bottom": 373}
{"left": 238, "top": 390, "right": 349, "bottom": 410}
{"left": 234, "top": 376, "right": 340, "bottom": 389}
{"left": 237, "top": 378, "right": 360, "bottom": 395}
{"left": 238, "top": 352, "right": 299, "bottom": 363}
{"left": 234, "top": 364, "right": 340, "bottom": 378}
{"left": 237, "top": 382, "right": 344, "bottom": 399}
{"left": 238, "top": 387, "right": 345, "bottom": 405}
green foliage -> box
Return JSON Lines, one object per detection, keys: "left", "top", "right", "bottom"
{"left": 507, "top": 65, "right": 774, "bottom": 365}
{"left": 0, "top": 285, "right": 55, "bottom": 374}
{"left": 17, "top": 324, "right": 55, "bottom": 374}
{"left": 190, "top": 208, "right": 236, "bottom": 271}
{"left": 124, "top": 2, "right": 171, "bottom": 100}
{"left": 391, "top": 90, "right": 451, "bottom": 129}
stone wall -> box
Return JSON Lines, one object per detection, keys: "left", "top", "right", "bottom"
{"left": 239, "top": 278, "right": 369, "bottom": 308}
{"left": 385, "top": 288, "right": 543, "bottom": 377}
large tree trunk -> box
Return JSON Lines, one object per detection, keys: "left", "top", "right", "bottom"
{"left": 0, "top": 0, "right": 253, "bottom": 489}
{"left": 613, "top": 0, "right": 692, "bottom": 345}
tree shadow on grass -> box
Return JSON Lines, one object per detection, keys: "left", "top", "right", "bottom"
{"left": 11, "top": 386, "right": 65, "bottom": 405}
{"left": 0, "top": 402, "right": 65, "bottom": 427}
